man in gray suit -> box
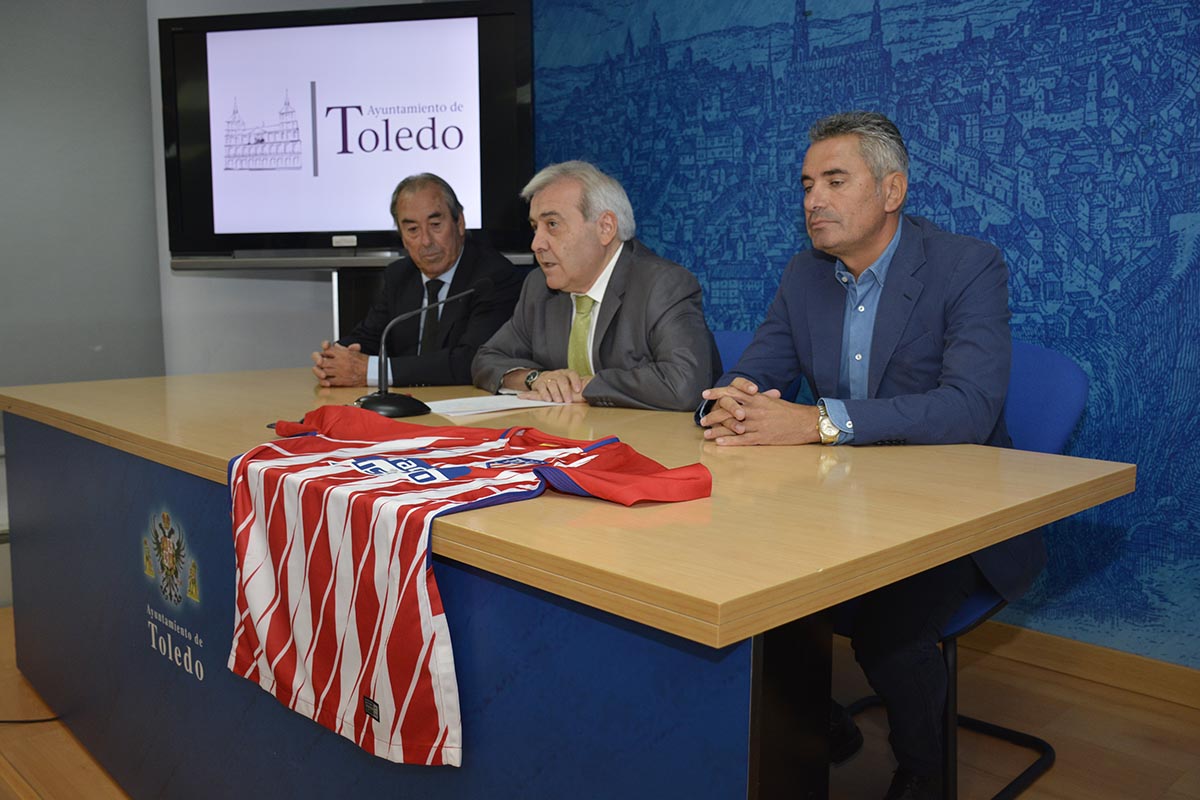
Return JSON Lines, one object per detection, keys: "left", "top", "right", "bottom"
{"left": 471, "top": 161, "right": 717, "bottom": 411}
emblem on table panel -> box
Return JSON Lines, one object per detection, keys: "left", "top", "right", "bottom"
{"left": 144, "top": 511, "right": 199, "bottom": 606}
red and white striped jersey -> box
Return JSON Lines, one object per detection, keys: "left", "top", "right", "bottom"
{"left": 227, "top": 405, "right": 711, "bottom": 766}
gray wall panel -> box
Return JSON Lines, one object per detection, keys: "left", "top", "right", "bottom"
{"left": 0, "top": 0, "right": 164, "bottom": 386}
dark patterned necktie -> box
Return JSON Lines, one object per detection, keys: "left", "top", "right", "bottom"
{"left": 420, "top": 279, "right": 444, "bottom": 355}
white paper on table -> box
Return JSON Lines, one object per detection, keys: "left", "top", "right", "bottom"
{"left": 424, "top": 395, "right": 565, "bottom": 417}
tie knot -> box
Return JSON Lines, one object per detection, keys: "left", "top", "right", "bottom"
{"left": 425, "top": 279, "right": 444, "bottom": 303}
{"left": 573, "top": 295, "right": 595, "bottom": 315}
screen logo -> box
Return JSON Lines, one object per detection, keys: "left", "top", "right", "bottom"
{"left": 324, "top": 104, "right": 465, "bottom": 155}
{"left": 222, "top": 92, "right": 301, "bottom": 171}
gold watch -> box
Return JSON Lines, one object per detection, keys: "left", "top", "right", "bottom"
{"left": 817, "top": 404, "right": 840, "bottom": 445}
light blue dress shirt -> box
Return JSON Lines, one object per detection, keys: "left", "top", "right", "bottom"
{"left": 820, "top": 222, "right": 904, "bottom": 444}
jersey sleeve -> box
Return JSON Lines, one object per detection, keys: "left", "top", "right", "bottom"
{"left": 532, "top": 437, "right": 712, "bottom": 506}
{"left": 535, "top": 461, "right": 712, "bottom": 506}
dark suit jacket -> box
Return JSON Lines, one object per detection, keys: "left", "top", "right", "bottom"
{"left": 471, "top": 239, "right": 720, "bottom": 411}
{"left": 340, "top": 238, "right": 523, "bottom": 386}
{"left": 720, "top": 215, "right": 1042, "bottom": 602}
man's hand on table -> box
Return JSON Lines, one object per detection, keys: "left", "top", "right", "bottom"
{"left": 700, "top": 377, "right": 821, "bottom": 446}
{"left": 312, "top": 341, "right": 369, "bottom": 387}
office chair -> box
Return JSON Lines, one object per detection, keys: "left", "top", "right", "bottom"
{"left": 847, "top": 340, "right": 1088, "bottom": 799}
{"left": 711, "top": 330, "right": 812, "bottom": 402}
{"left": 712, "top": 329, "right": 756, "bottom": 373}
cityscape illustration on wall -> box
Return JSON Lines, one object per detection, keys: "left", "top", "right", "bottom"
{"left": 533, "top": 0, "right": 1199, "bottom": 667}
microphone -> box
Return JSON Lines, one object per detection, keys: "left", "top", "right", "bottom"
{"left": 356, "top": 277, "right": 495, "bottom": 417}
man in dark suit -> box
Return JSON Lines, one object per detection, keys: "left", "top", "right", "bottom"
{"left": 699, "top": 112, "right": 1039, "bottom": 800}
{"left": 311, "top": 173, "right": 522, "bottom": 387}
{"left": 472, "top": 161, "right": 717, "bottom": 411}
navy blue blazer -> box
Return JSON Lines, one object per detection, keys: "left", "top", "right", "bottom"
{"left": 720, "top": 215, "right": 1043, "bottom": 602}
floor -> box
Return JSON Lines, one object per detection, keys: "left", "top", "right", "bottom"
{"left": 830, "top": 641, "right": 1200, "bottom": 800}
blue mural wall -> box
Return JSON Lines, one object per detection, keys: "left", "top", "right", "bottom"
{"left": 531, "top": 0, "right": 1200, "bottom": 668}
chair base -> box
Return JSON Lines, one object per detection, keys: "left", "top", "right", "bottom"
{"left": 844, "top": 697, "right": 1055, "bottom": 800}
{"left": 957, "top": 713, "right": 1055, "bottom": 800}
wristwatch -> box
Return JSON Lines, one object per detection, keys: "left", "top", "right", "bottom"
{"left": 817, "top": 404, "right": 840, "bottom": 445}
{"left": 524, "top": 369, "right": 541, "bottom": 390}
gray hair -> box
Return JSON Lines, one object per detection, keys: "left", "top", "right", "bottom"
{"left": 389, "top": 173, "right": 463, "bottom": 227}
{"left": 809, "top": 111, "right": 909, "bottom": 182}
{"left": 521, "top": 160, "right": 636, "bottom": 241}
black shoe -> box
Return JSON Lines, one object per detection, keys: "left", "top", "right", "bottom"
{"left": 883, "top": 767, "right": 942, "bottom": 800}
{"left": 829, "top": 700, "right": 864, "bottom": 764}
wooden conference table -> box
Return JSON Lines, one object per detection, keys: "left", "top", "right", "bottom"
{"left": 0, "top": 370, "right": 1135, "bottom": 800}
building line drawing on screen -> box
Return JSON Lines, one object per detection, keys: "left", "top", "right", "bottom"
{"left": 223, "top": 90, "right": 301, "bottom": 171}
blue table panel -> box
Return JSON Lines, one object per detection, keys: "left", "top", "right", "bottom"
{"left": 5, "top": 414, "right": 754, "bottom": 799}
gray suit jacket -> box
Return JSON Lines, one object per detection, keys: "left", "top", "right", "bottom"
{"left": 471, "top": 239, "right": 718, "bottom": 411}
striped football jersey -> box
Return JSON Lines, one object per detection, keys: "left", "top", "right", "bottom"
{"left": 228, "top": 404, "right": 711, "bottom": 766}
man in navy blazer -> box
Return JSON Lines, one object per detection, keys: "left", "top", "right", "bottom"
{"left": 311, "top": 174, "right": 522, "bottom": 387}
{"left": 700, "top": 112, "right": 1042, "bottom": 800}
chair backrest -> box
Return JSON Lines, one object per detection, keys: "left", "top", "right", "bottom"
{"left": 944, "top": 343, "right": 1089, "bottom": 639}
{"left": 711, "top": 329, "right": 809, "bottom": 401}
{"left": 829, "top": 341, "right": 1088, "bottom": 640}
{"left": 712, "top": 330, "right": 756, "bottom": 374}
{"left": 1003, "top": 341, "right": 1089, "bottom": 455}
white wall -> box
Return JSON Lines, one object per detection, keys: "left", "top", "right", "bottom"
{"left": 2, "top": 1, "right": 170, "bottom": 589}
{"left": 146, "top": 0, "right": 363, "bottom": 374}
{"left": 1, "top": 1, "right": 165, "bottom": 387}
{"left": 147, "top": 0, "right": 420, "bottom": 376}
{"left": 147, "top": 0, "right": 439, "bottom": 375}
{"left": 154, "top": 267, "right": 333, "bottom": 374}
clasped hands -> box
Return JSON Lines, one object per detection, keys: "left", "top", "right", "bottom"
{"left": 700, "top": 377, "right": 821, "bottom": 446}
{"left": 520, "top": 369, "right": 592, "bottom": 404}
{"left": 311, "top": 340, "right": 369, "bottom": 387}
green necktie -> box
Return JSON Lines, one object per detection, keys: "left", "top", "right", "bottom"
{"left": 567, "top": 295, "right": 596, "bottom": 378}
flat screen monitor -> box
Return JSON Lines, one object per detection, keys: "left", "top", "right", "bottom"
{"left": 159, "top": 0, "right": 533, "bottom": 259}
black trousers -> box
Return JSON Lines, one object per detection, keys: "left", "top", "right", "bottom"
{"left": 848, "top": 556, "right": 988, "bottom": 777}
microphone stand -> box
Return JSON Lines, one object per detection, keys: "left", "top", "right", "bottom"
{"left": 355, "top": 285, "right": 482, "bottom": 417}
